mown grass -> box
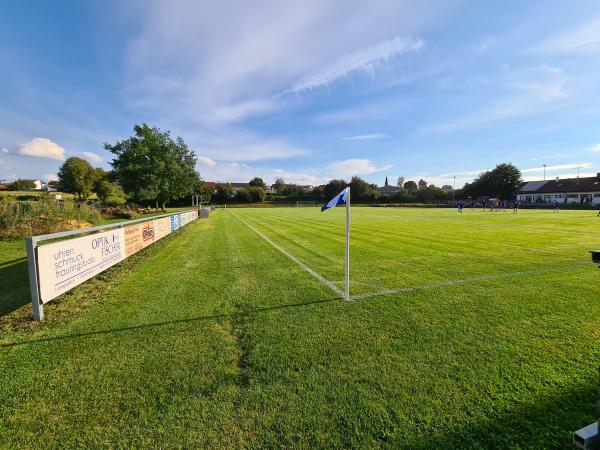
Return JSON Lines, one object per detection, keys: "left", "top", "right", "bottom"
{"left": 0, "top": 208, "right": 599, "bottom": 448}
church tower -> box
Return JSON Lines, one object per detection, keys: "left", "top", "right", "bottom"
{"left": 384, "top": 175, "right": 388, "bottom": 187}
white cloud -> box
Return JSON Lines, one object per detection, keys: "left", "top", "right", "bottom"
{"left": 199, "top": 161, "right": 323, "bottom": 186}
{"left": 422, "top": 66, "right": 570, "bottom": 133}
{"left": 326, "top": 158, "right": 391, "bottom": 178}
{"left": 44, "top": 174, "right": 58, "bottom": 182}
{"left": 531, "top": 18, "right": 600, "bottom": 55}
{"left": 121, "top": 0, "right": 452, "bottom": 126}
{"left": 289, "top": 36, "right": 424, "bottom": 93}
{"left": 16, "top": 138, "right": 65, "bottom": 160}
{"left": 197, "top": 155, "right": 216, "bottom": 166}
{"left": 523, "top": 172, "right": 597, "bottom": 181}
{"left": 342, "top": 133, "right": 389, "bottom": 141}
{"left": 1, "top": 147, "right": 9, "bottom": 154}
{"left": 521, "top": 162, "right": 592, "bottom": 173}
{"left": 80, "top": 151, "right": 103, "bottom": 163}
{"left": 589, "top": 144, "right": 600, "bottom": 153}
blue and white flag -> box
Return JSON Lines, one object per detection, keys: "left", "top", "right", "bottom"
{"left": 321, "top": 188, "right": 347, "bottom": 212}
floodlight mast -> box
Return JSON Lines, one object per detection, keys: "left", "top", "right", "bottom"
{"left": 345, "top": 187, "right": 350, "bottom": 300}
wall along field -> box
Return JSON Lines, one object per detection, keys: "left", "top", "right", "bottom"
{"left": 0, "top": 208, "right": 599, "bottom": 447}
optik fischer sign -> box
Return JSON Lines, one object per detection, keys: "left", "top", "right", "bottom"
{"left": 36, "top": 228, "right": 125, "bottom": 304}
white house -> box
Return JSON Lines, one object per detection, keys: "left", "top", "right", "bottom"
{"left": 517, "top": 174, "right": 600, "bottom": 205}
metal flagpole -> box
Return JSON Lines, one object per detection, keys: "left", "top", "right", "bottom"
{"left": 345, "top": 187, "right": 350, "bottom": 300}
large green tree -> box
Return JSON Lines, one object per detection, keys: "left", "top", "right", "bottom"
{"left": 249, "top": 177, "right": 266, "bottom": 189}
{"left": 463, "top": 163, "right": 522, "bottom": 199}
{"left": 105, "top": 124, "right": 199, "bottom": 211}
{"left": 348, "top": 176, "right": 378, "bottom": 202}
{"left": 403, "top": 180, "right": 418, "bottom": 190}
{"left": 323, "top": 179, "right": 347, "bottom": 201}
{"left": 58, "top": 157, "right": 97, "bottom": 200}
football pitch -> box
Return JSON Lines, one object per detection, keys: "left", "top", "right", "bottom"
{"left": 1, "top": 207, "right": 599, "bottom": 448}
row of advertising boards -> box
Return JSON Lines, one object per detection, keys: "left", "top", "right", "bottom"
{"left": 36, "top": 210, "right": 199, "bottom": 304}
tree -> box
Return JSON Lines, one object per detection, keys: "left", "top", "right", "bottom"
{"left": 58, "top": 157, "right": 97, "bottom": 200}
{"left": 249, "top": 177, "right": 266, "bottom": 189}
{"left": 348, "top": 176, "right": 378, "bottom": 202}
{"left": 105, "top": 124, "right": 199, "bottom": 211}
{"left": 323, "top": 179, "right": 347, "bottom": 201}
{"left": 9, "top": 179, "right": 36, "bottom": 191}
{"left": 248, "top": 186, "right": 266, "bottom": 202}
{"left": 96, "top": 181, "right": 127, "bottom": 206}
{"left": 403, "top": 180, "right": 417, "bottom": 190}
{"left": 463, "top": 163, "right": 522, "bottom": 199}
{"left": 282, "top": 185, "right": 304, "bottom": 197}
{"left": 214, "top": 183, "right": 234, "bottom": 203}
{"left": 273, "top": 178, "right": 285, "bottom": 193}
{"left": 235, "top": 186, "right": 266, "bottom": 203}
{"left": 192, "top": 179, "right": 213, "bottom": 202}
{"left": 397, "top": 177, "right": 405, "bottom": 188}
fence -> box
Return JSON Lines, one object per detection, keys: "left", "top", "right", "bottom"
{"left": 26, "top": 209, "right": 205, "bottom": 321}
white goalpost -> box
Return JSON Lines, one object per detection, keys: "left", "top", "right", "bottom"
{"left": 296, "top": 201, "right": 316, "bottom": 207}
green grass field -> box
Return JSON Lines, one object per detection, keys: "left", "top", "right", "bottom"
{"left": 1, "top": 207, "right": 599, "bottom": 448}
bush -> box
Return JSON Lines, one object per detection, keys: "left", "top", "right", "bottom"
{"left": 96, "top": 181, "right": 128, "bottom": 206}
{"left": 0, "top": 199, "right": 102, "bottom": 239}
{"left": 234, "top": 187, "right": 266, "bottom": 203}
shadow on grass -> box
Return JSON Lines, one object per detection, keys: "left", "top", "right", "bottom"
{"left": 0, "top": 296, "right": 340, "bottom": 348}
{"left": 0, "top": 259, "right": 31, "bottom": 317}
{"left": 407, "top": 382, "right": 598, "bottom": 449}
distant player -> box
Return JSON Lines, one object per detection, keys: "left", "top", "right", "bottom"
{"left": 553, "top": 200, "right": 560, "bottom": 213}
{"left": 513, "top": 200, "right": 519, "bottom": 214}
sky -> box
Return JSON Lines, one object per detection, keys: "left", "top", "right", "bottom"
{"left": 1, "top": 0, "right": 600, "bottom": 188}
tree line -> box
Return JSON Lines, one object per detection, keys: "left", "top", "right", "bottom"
{"left": 31, "top": 122, "right": 523, "bottom": 207}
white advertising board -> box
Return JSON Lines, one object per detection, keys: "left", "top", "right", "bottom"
{"left": 153, "top": 216, "right": 172, "bottom": 241}
{"left": 36, "top": 228, "right": 126, "bottom": 304}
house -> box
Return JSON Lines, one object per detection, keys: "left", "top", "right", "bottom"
{"left": 230, "top": 182, "right": 250, "bottom": 193}
{"left": 203, "top": 182, "right": 218, "bottom": 193}
{"left": 377, "top": 176, "right": 400, "bottom": 196}
{"left": 517, "top": 174, "right": 600, "bottom": 205}
{"left": 203, "top": 181, "right": 250, "bottom": 193}
{"left": 46, "top": 180, "right": 61, "bottom": 192}
{"left": 0, "top": 183, "right": 8, "bottom": 191}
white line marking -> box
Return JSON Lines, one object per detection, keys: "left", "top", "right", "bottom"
{"left": 233, "top": 213, "right": 344, "bottom": 297}
{"left": 350, "top": 264, "right": 588, "bottom": 301}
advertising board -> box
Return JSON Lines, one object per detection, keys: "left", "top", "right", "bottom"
{"left": 170, "top": 213, "right": 180, "bottom": 232}
{"left": 153, "top": 216, "right": 172, "bottom": 241}
{"left": 36, "top": 228, "right": 126, "bottom": 304}
{"left": 124, "top": 222, "right": 155, "bottom": 257}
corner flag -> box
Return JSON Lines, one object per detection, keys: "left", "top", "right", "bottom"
{"left": 321, "top": 187, "right": 351, "bottom": 300}
{"left": 321, "top": 188, "right": 348, "bottom": 212}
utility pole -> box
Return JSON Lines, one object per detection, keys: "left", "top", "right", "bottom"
{"left": 543, "top": 164, "right": 547, "bottom": 181}
{"left": 453, "top": 176, "right": 456, "bottom": 202}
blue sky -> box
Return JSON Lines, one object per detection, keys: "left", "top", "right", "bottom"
{"left": 1, "top": 0, "right": 600, "bottom": 187}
